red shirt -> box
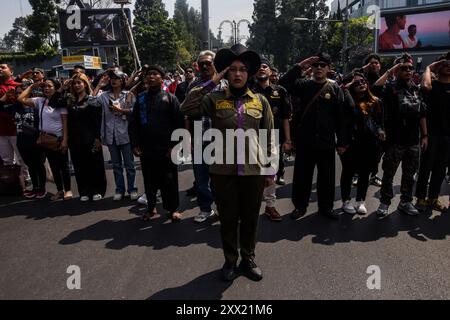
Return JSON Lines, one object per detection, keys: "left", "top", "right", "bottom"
{"left": 0, "top": 78, "right": 21, "bottom": 136}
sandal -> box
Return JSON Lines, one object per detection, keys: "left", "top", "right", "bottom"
{"left": 141, "top": 208, "right": 157, "bottom": 222}
{"left": 64, "top": 191, "right": 73, "bottom": 201}
{"left": 50, "top": 191, "right": 64, "bottom": 201}
{"left": 171, "top": 211, "right": 183, "bottom": 222}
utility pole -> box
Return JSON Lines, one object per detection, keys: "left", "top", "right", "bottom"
{"left": 342, "top": 0, "right": 350, "bottom": 74}
{"left": 201, "top": 0, "right": 210, "bottom": 50}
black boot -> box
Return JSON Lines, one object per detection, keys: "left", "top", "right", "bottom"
{"left": 221, "top": 261, "right": 238, "bottom": 282}
{"left": 239, "top": 259, "right": 263, "bottom": 282}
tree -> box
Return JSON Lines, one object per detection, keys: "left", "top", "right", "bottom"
{"left": 133, "top": 0, "right": 178, "bottom": 68}
{"left": 248, "top": 0, "right": 279, "bottom": 59}
{"left": 270, "top": 0, "right": 329, "bottom": 71}
{"left": 24, "top": 0, "right": 61, "bottom": 52}
{"left": 2, "top": 17, "right": 31, "bottom": 52}
{"left": 324, "top": 16, "right": 374, "bottom": 72}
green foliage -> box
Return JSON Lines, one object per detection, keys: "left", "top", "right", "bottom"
{"left": 24, "top": 0, "right": 61, "bottom": 51}
{"left": 2, "top": 17, "right": 31, "bottom": 52}
{"left": 133, "top": 0, "right": 179, "bottom": 69}
{"left": 324, "top": 16, "right": 375, "bottom": 71}
{"left": 248, "top": 0, "right": 329, "bottom": 72}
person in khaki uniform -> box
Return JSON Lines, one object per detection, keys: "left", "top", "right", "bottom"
{"left": 181, "top": 44, "right": 276, "bottom": 282}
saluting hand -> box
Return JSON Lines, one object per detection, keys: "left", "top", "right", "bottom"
{"left": 212, "top": 67, "right": 230, "bottom": 85}
{"left": 299, "top": 56, "right": 319, "bottom": 69}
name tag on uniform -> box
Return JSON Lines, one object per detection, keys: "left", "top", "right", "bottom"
{"left": 244, "top": 98, "right": 263, "bottom": 111}
{"left": 216, "top": 100, "right": 234, "bottom": 110}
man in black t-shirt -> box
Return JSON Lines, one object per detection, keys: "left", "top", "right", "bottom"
{"left": 280, "top": 53, "right": 349, "bottom": 220}
{"left": 373, "top": 54, "right": 428, "bottom": 218}
{"left": 252, "top": 58, "right": 292, "bottom": 221}
{"left": 416, "top": 52, "right": 450, "bottom": 213}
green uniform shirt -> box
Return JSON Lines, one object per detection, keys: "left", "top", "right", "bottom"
{"left": 181, "top": 80, "right": 276, "bottom": 176}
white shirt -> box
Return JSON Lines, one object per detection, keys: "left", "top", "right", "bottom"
{"left": 32, "top": 97, "right": 68, "bottom": 137}
{"left": 404, "top": 36, "right": 418, "bottom": 49}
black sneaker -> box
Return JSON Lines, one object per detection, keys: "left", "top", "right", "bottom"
{"left": 221, "top": 262, "right": 238, "bottom": 282}
{"left": 319, "top": 209, "right": 341, "bottom": 220}
{"left": 290, "top": 208, "right": 306, "bottom": 220}
{"left": 239, "top": 259, "right": 263, "bottom": 282}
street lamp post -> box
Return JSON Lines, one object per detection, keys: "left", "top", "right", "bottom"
{"left": 342, "top": 0, "right": 350, "bottom": 74}
{"left": 113, "top": 0, "right": 141, "bottom": 71}
{"left": 218, "top": 19, "right": 251, "bottom": 47}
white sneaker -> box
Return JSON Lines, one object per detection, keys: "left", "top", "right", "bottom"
{"left": 24, "top": 179, "right": 33, "bottom": 192}
{"left": 137, "top": 193, "right": 147, "bottom": 205}
{"left": 113, "top": 193, "right": 123, "bottom": 201}
{"left": 342, "top": 200, "right": 356, "bottom": 214}
{"left": 80, "top": 196, "right": 89, "bottom": 202}
{"left": 194, "top": 210, "right": 215, "bottom": 223}
{"left": 93, "top": 194, "right": 103, "bottom": 202}
{"left": 129, "top": 191, "right": 139, "bottom": 201}
{"left": 356, "top": 201, "right": 367, "bottom": 215}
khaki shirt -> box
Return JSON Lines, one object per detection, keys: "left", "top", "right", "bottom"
{"left": 181, "top": 81, "right": 276, "bottom": 176}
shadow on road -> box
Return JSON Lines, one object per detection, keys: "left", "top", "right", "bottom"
{"left": 59, "top": 213, "right": 223, "bottom": 250}
{"left": 147, "top": 270, "right": 232, "bottom": 300}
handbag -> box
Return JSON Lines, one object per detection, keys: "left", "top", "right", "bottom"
{"left": 0, "top": 164, "right": 22, "bottom": 196}
{"left": 36, "top": 98, "right": 61, "bottom": 152}
{"left": 36, "top": 132, "right": 61, "bottom": 151}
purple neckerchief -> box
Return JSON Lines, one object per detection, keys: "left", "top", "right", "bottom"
{"left": 236, "top": 98, "right": 245, "bottom": 176}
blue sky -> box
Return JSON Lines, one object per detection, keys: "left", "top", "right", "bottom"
{"left": 0, "top": 0, "right": 332, "bottom": 40}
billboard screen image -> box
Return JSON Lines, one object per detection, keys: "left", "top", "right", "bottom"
{"left": 378, "top": 7, "right": 450, "bottom": 53}
{"left": 59, "top": 8, "right": 131, "bottom": 48}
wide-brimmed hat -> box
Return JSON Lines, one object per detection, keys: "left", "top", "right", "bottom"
{"left": 214, "top": 44, "right": 261, "bottom": 77}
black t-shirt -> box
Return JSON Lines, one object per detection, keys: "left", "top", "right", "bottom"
{"left": 380, "top": 82, "right": 427, "bottom": 146}
{"left": 251, "top": 83, "right": 291, "bottom": 129}
{"left": 424, "top": 80, "right": 450, "bottom": 137}
{"left": 67, "top": 96, "right": 102, "bottom": 146}
{"left": 288, "top": 79, "right": 347, "bottom": 149}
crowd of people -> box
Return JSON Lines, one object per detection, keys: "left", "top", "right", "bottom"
{"left": 1, "top": 47, "right": 449, "bottom": 282}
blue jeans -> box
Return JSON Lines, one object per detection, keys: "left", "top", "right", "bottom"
{"left": 108, "top": 143, "right": 137, "bottom": 194}
{"left": 193, "top": 162, "right": 214, "bottom": 212}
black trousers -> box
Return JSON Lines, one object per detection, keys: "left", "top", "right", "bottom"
{"left": 44, "top": 148, "right": 71, "bottom": 192}
{"left": 69, "top": 143, "right": 107, "bottom": 197}
{"left": 340, "top": 142, "right": 378, "bottom": 202}
{"left": 141, "top": 152, "right": 179, "bottom": 213}
{"left": 292, "top": 145, "right": 335, "bottom": 212}
{"left": 416, "top": 135, "right": 450, "bottom": 200}
{"left": 211, "top": 175, "right": 265, "bottom": 265}
{"left": 17, "top": 137, "right": 46, "bottom": 192}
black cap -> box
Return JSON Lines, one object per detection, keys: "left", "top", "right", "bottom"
{"left": 316, "top": 52, "right": 332, "bottom": 65}
{"left": 31, "top": 67, "right": 45, "bottom": 74}
{"left": 145, "top": 65, "right": 166, "bottom": 77}
{"left": 109, "top": 70, "right": 126, "bottom": 79}
{"left": 260, "top": 57, "right": 272, "bottom": 69}
{"left": 214, "top": 44, "right": 261, "bottom": 77}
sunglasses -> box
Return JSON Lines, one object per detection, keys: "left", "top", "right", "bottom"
{"left": 400, "top": 66, "right": 415, "bottom": 72}
{"left": 198, "top": 61, "right": 213, "bottom": 68}
{"left": 353, "top": 79, "right": 367, "bottom": 87}
{"left": 312, "top": 62, "right": 328, "bottom": 69}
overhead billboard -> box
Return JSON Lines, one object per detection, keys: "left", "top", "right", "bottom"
{"left": 377, "top": 5, "right": 450, "bottom": 54}
{"left": 59, "top": 8, "right": 131, "bottom": 48}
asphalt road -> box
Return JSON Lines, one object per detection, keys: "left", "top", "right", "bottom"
{"left": 1, "top": 151, "right": 449, "bottom": 300}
